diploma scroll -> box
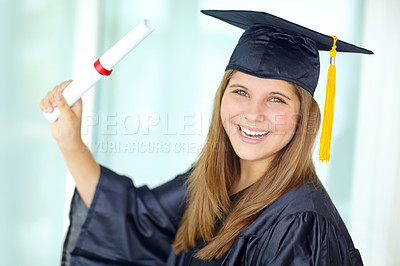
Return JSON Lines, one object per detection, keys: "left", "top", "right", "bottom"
{"left": 43, "top": 19, "right": 155, "bottom": 122}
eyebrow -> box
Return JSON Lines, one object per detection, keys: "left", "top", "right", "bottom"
{"left": 228, "top": 84, "right": 292, "bottom": 101}
{"left": 270, "top": 91, "right": 291, "bottom": 101}
{"left": 229, "top": 84, "right": 248, "bottom": 90}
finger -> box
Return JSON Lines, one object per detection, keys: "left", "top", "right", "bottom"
{"left": 41, "top": 93, "right": 54, "bottom": 113}
{"left": 59, "top": 80, "right": 72, "bottom": 93}
{"left": 50, "top": 87, "right": 60, "bottom": 108}
{"left": 44, "top": 88, "right": 58, "bottom": 110}
{"left": 52, "top": 81, "right": 72, "bottom": 109}
{"left": 54, "top": 90, "right": 73, "bottom": 118}
{"left": 70, "top": 98, "right": 83, "bottom": 117}
{"left": 44, "top": 91, "right": 53, "bottom": 105}
{"left": 40, "top": 100, "right": 52, "bottom": 113}
{"left": 42, "top": 81, "right": 72, "bottom": 113}
{"left": 40, "top": 99, "right": 47, "bottom": 112}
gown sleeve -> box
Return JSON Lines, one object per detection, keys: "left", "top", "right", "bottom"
{"left": 62, "top": 165, "right": 188, "bottom": 266}
{"left": 254, "top": 212, "right": 363, "bottom": 266}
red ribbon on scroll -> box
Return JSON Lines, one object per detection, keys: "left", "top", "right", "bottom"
{"left": 94, "top": 59, "right": 113, "bottom": 76}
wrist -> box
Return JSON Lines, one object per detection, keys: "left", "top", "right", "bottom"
{"left": 57, "top": 139, "right": 86, "bottom": 154}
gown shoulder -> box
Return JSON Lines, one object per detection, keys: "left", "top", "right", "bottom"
{"left": 234, "top": 183, "right": 363, "bottom": 266}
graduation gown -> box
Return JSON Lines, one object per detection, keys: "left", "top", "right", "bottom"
{"left": 62, "top": 165, "right": 363, "bottom": 265}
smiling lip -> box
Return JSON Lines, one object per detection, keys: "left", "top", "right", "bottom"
{"left": 237, "top": 125, "right": 270, "bottom": 144}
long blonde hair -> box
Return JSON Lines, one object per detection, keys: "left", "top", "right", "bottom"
{"left": 172, "top": 70, "right": 321, "bottom": 259}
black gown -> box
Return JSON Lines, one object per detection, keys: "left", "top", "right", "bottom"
{"left": 62, "top": 165, "right": 363, "bottom": 265}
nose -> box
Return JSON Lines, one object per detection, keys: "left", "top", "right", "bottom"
{"left": 243, "top": 101, "right": 266, "bottom": 123}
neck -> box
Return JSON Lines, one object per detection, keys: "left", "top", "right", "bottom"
{"left": 230, "top": 156, "right": 274, "bottom": 195}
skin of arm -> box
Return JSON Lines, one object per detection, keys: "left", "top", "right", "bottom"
{"left": 40, "top": 81, "right": 100, "bottom": 207}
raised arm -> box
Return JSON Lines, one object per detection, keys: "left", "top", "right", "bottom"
{"left": 40, "top": 81, "right": 100, "bottom": 207}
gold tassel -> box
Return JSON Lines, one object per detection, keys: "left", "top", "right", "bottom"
{"left": 319, "top": 36, "right": 337, "bottom": 163}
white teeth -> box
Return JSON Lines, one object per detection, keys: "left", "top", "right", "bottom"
{"left": 239, "top": 126, "right": 269, "bottom": 139}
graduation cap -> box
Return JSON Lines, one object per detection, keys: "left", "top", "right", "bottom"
{"left": 201, "top": 9, "right": 373, "bottom": 163}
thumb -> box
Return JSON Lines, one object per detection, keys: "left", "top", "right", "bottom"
{"left": 54, "top": 89, "right": 73, "bottom": 118}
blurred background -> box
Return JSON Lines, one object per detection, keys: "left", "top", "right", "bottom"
{"left": 1, "top": 0, "right": 399, "bottom": 265}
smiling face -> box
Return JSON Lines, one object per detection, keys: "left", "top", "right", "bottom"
{"left": 220, "top": 71, "right": 300, "bottom": 168}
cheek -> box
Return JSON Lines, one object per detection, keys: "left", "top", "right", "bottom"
{"left": 269, "top": 110, "right": 299, "bottom": 133}
{"left": 220, "top": 98, "right": 228, "bottom": 124}
{"left": 220, "top": 97, "right": 231, "bottom": 131}
{"left": 220, "top": 96, "right": 239, "bottom": 123}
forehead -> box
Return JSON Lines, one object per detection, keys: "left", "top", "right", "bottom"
{"left": 228, "top": 71, "right": 298, "bottom": 95}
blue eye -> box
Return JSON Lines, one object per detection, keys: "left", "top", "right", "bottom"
{"left": 269, "top": 97, "right": 285, "bottom": 103}
{"left": 235, "top": 90, "right": 248, "bottom": 96}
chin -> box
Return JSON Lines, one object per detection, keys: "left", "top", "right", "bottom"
{"left": 233, "top": 149, "right": 277, "bottom": 163}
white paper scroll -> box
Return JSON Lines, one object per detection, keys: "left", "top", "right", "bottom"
{"left": 43, "top": 19, "right": 155, "bottom": 122}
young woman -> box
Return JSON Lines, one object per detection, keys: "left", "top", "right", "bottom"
{"left": 40, "top": 10, "right": 371, "bottom": 266}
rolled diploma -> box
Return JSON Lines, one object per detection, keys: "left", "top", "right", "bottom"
{"left": 43, "top": 19, "right": 154, "bottom": 122}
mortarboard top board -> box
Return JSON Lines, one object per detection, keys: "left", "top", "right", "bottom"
{"left": 201, "top": 9, "right": 373, "bottom": 163}
{"left": 201, "top": 10, "right": 373, "bottom": 54}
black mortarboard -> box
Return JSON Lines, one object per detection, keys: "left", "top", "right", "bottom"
{"left": 201, "top": 9, "right": 373, "bottom": 162}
